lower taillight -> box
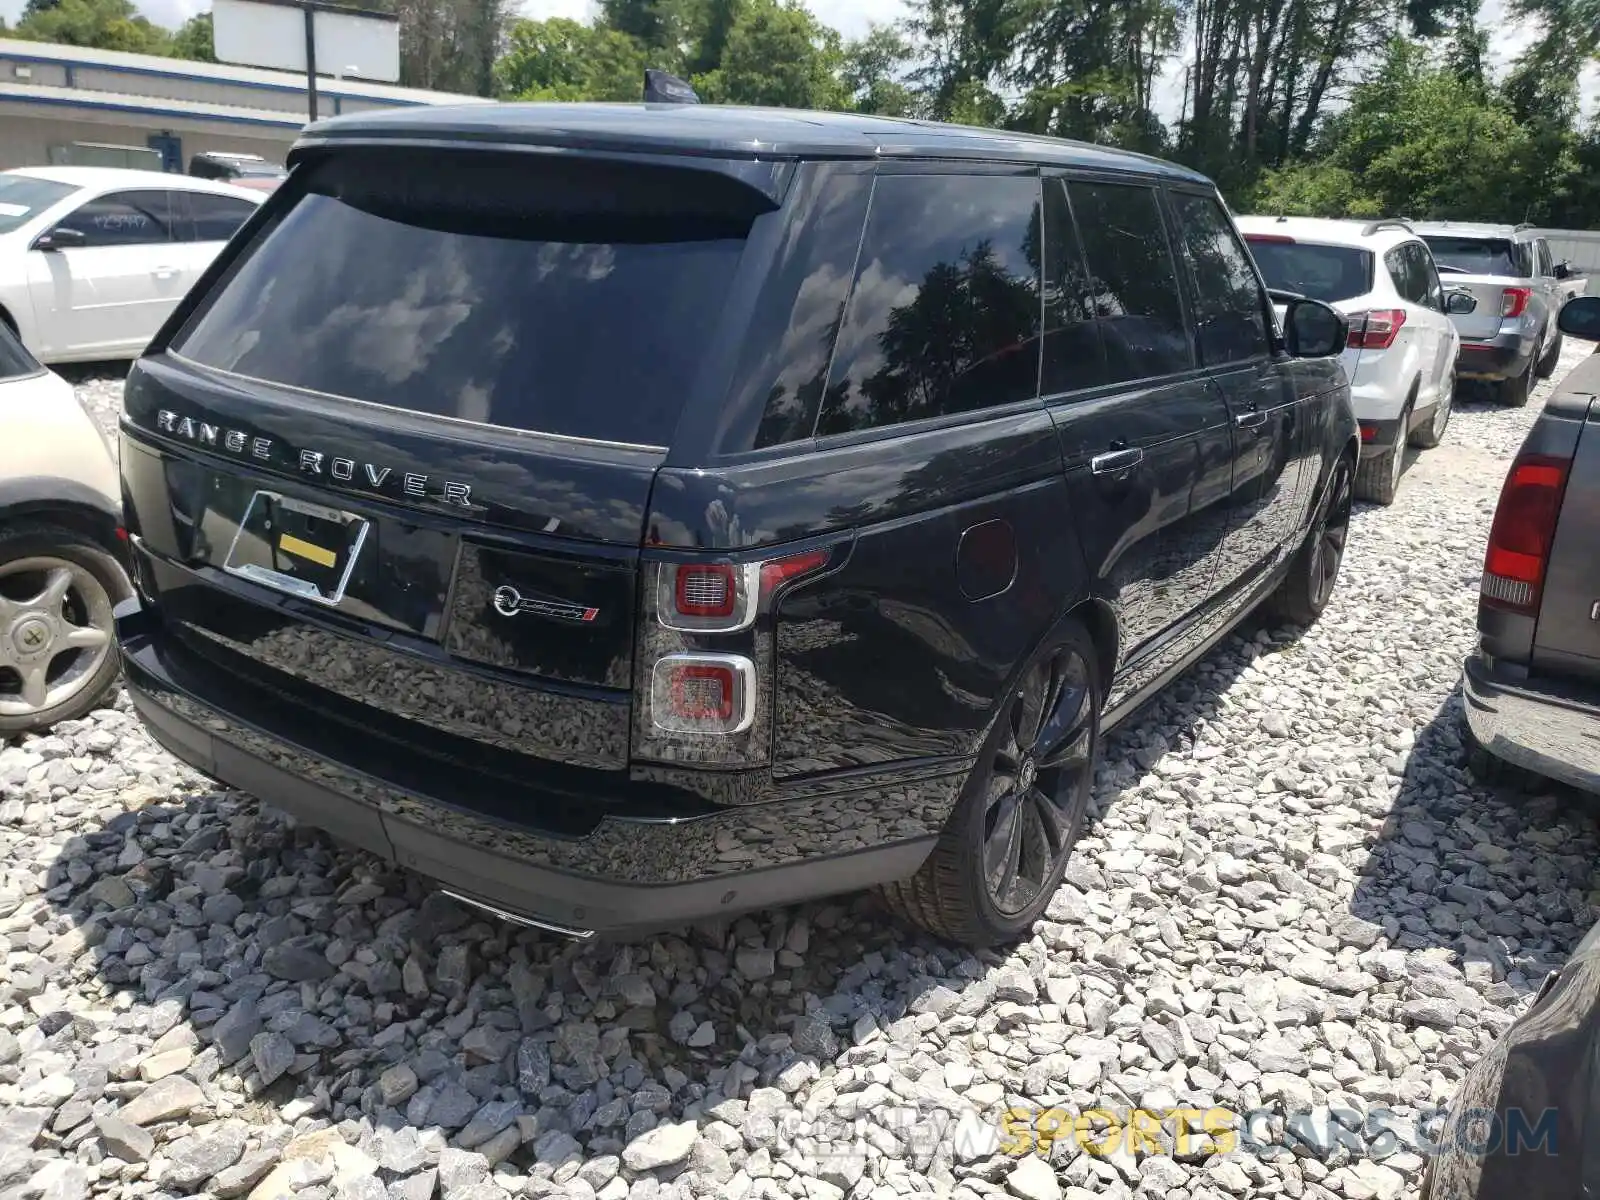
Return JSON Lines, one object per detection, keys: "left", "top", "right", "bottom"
{"left": 1481, "top": 454, "right": 1571, "bottom": 614}
{"left": 1347, "top": 308, "right": 1406, "bottom": 350}
{"left": 650, "top": 654, "right": 754, "bottom": 734}
{"left": 1501, "top": 287, "right": 1531, "bottom": 319}
{"left": 1359, "top": 424, "right": 1377, "bottom": 442}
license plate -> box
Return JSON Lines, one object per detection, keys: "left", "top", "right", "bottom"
{"left": 222, "top": 490, "right": 369, "bottom": 606}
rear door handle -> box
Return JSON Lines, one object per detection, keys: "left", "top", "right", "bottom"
{"left": 1235, "top": 410, "right": 1268, "bottom": 432}
{"left": 1090, "top": 447, "right": 1144, "bottom": 476}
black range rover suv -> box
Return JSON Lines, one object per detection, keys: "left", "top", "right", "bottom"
{"left": 114, "top": 104, "right": 1357, "bottom": 945}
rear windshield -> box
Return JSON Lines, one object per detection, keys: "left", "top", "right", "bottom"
{"left": 1243, "top": 237, "right": 1372, "bottom": 303}
{"left": 1421, "top": 236, "right": 1525, "bottom": 277}
{"left": 172, "top": 151, "right": 765, "bottom": 446}
{"left": 0, "top": 175, "right": 78, "bottom": 235}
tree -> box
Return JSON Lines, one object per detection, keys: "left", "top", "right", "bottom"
{"left": 12, "top": 0, "right": 172, "bottom": 53}
{"left": 171, "top": 12, "right": 215, "bottom": 62}
{"left": 842, "top": 24, "right": 919, "bottom": 116}
{"left": 394, "top": 0, "right": 507, "bottom": 95}
{"left": 495, "top": 17, "right": 648, "bottom": 101}
{"left": 694, "top": 0, "right": 848, "bottom": 110}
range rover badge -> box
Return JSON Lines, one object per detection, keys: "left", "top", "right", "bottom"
{"left": 492, "top": 585, "right": 598, "bottom": 623}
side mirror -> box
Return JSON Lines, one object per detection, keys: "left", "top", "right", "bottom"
{"left": 1446, "top": 290, "right": 1477, "bottom": 315}
{"left": 1555, "top": 261, "right": 1572, "bottom": 280}
{"left": 1283, "top": 297, "right": 1348, "bottom": 358}
{"left": 1558, "top": 295, "right": 1600, "bottom": 339}
{"left": 33, "top": 227, "right": 86, "bottom": 251}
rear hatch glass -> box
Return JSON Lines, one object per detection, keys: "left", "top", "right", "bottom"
{"left": 171, "top": 150, "right": 763, "bottom": 447}
{"left": 1243, "top": 237, "right": 1373, "bottom": 304}
{"left": 1421, "top": 236, "right": 1526, "bottom": 277}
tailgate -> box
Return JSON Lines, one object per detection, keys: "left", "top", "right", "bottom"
{"left": 1534, "top": 395, "right": 1600, "bottom": 683}
{"left": 1440, "top": 274, "right": 1512, "bottom": 342}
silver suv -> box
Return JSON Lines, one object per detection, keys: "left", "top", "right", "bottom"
{"left": 1414, "top": 221, "right": 1572, "bottom": 406}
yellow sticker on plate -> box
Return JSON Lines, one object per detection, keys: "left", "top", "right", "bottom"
{"left": 279, "top": 532, "right": 336, "bottom": 568}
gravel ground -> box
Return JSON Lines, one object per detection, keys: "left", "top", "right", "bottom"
{"left": 5, "top": 348, "right": 1600, "bottom": 1200}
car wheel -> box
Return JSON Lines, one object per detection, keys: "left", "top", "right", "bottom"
{"left": 1355, "top": 404, "right": 1407, "bottom": 505}
{"left": 1268, "top": 456, "right": 1352, "bottom": 626}
{"left": 0, "top": 525, "right": 129, "bottom": 737}
{"left": 879, "top": 620, "right": 1100, "bottom": 945}
{"left": 1536, "top": 328, "right": 1564, "bottom": 378}
{"left": 1498, "top": 355, "right": 1533, "bottom": 407}
{"left": 1409, "top": 372, "right": 1453, "bottom": 449}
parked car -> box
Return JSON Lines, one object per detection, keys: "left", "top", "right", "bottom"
{"left": 113, "top": 104, "right": 1356, "bottom": 946}
{"left": 1415, "top": 221, "right": 1570, "bottom": 407}
{"left": 187, "top": 152, "right": 287, "bottom": 193}
{"left": 0, "top": 166, "right": 264, "bottom": 364}
{"left": 1237, "top": 215, "right": 1474, "bottom": 505}
{"left": 1460, "top": 294, "right": 1600, "bottom": 795}
{"left": 0, "top": 318, "right": 129, "bottom": 736}
{"left": 1421, "top": 914, "right": 1600, "bottom": 1199}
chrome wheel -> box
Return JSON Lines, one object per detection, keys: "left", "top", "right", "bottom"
{"left": 981, "top": 648, "right": 1096, "bottom": 916}
{"left": 0, "top": 557, "right": 114, "bottom": 719}
{"left": 1307, "top": 464, "right": 1352, "bottom": 611}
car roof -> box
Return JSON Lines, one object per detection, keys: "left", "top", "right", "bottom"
{"left": 1410, "top": 220, "right": 1529, "bottom": 239}
{"left": 5, "top": 165, "right": 265, "bottom": 201}
{"left": 291, "top": 102, "right": 1215, "bottom": 183}
{"left": 1234, "top": 214, "right": 1418, "bottom": 250}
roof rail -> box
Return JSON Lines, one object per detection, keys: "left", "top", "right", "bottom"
{"left": 1360, "top": 218, "right": 1414, "bottom": 236}
{"left": 1515, "top": 221, "right": 1536, "bottom": 231}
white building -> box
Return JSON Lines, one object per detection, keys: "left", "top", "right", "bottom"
{"left": 0, "top": 36, "right": 494, "bottom": 172}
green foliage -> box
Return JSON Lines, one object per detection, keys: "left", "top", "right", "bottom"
{"left": 495, "top": 17, "right": 648, "bottom": 101}
{"left": 12, "top": 0, "right": 172, "bottom": 53}
{"left": 170, "top": 12, "right": 215, "bottom": 62}
{"left": 693, "top": 0, "right": 848, "bottom": 110}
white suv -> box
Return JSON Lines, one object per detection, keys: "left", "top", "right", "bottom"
{"left": 1237, "top": 216, "right": 1474, "bottom": 504}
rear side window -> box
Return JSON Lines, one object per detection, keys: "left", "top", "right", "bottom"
{"left": 58, "top": 190, "right": 175, "bottom": 247}
{"left": 1245, "top": 237, "right": 1372, "bottom": 304}
{"left": 1069, "top": 181, "right": 1192, "bottom": 382}
{"left": 185, "top": 192, "right": 258, "bottom": 242}
{"left": 1422, "top": 236, "right": 1525, "bottom": 277}
{"left": 1384, "top": 246, "right": 1428, "bottom": 304}
{"left": 173, "top": 151, "right": 767, "bottom": 447}
{"left": 1170, "top": 192, "right": 1269, "bottom": 365}
{"left": 815, "top": 173, "right": 1043, "bottom": 438}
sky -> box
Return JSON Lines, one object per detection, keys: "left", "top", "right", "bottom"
{"left": 3, "top": 0, "right": 1593, "bottom": 116}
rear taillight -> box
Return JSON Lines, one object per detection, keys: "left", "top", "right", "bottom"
{"left": 1359, "top": 424, "right": 1377, "bottom": 443}
{"left": 1501, "top": 287, "right": 1531, "bottom": 319}
{"left": 1347, "top": 309, "right": 1406, "bottom": 350}
{"left": 1481, "top": 454, "right": 1571, "bottom": 614}
{"left": 650, "top": 654, "right": 754, "bottom": 734}
{"left": 636, "top": 546, "right": 836, "bottom": 756}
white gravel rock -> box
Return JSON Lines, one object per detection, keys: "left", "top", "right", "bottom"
{"left": 3, "top": 348, "right": 1596, "bottom": 1198}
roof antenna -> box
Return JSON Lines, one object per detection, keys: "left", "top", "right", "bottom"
{"left": 644, "top": 70, "right": 700, "bottom": 104}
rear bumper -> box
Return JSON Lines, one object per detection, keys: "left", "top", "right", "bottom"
{"left": 1457, "top": 330, "right": 1535, "bottom": 381}
{"left": 116, "top": 597, "right": 955, "bottom": 936}
{"left": 1462, "top": 651, "right": 1600, "bottom": 795}
{"left": 1357, "top": 416, "right": 1402, "bottom": 459}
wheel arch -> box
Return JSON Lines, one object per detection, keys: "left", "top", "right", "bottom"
{"left": 0, "top": 488, "right": 130, "bottom": 581}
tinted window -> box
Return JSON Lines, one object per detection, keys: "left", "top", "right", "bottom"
{"left": 1070, "top": 181, "right": 1192, "bottom": 381}
{"left": 1422, "top": 236, "right": 1524, "bottom": 277}
{"left": 1171, "top": 192, "right": 1269, "bottom": 365}
{"left": 0, "top": 175, "right": 78, "bottom": 235}
{"left": 173, "top": 151, "right": 761, "bottom": 446}
{"left": 1536, "top": 239, "right": 1552, "bottom": 275}
{"left": 1384, "top": 247, "right": 1424, "bottom": 304}
{"left": 186, "top": 192, "right": 258, "bottom": 242}
{"left": 1409, "top": 243, "right": 1444, "bottom": 309}
{"left": 816, "top": 173, "right": 1042, "bottom": 437}
{"left": 1244, "top": 237, "right": 1372, "bottom": 303}
{"left": 0, "top": 320, "right": 42, "bottom": 381}
{"left": 57, "top": 190, "right": 174, "bottom": 247}
{"left": 1040, "top": 179, "right": 1105, "bottom": 397}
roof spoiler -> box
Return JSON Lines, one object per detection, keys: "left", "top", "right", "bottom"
{"left": 644, "top": 70, "right": 700, "bottom": 104}
{"left": 1360, "top": 218, "right": 1413, "bottom": 236}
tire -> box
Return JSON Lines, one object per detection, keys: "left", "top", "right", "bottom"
{"left": 1409, "top": 371, "right": 1453, "bottom": 450}
{"left": 1498, "top": 354, "right": 1533, "bottom": 407}
{"left": 0, "top": 524, "right": 130, "bottom": 737}
{"left": 879, "top": 619, "right": 1101, "bottom": 945}
{"left": 1355, "top": 401, "right": 1408, "bottom": 505}
{"left": 1267, "top": 455, "right": 1352, "bottom": 627}
{"left": 1536, "top": 328, "right": 1564, "bottom": 379}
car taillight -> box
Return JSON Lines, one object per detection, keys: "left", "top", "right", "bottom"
{"left": 1501, "top": 287, "right": 1531, "bottom": 319}
{"left": 1347, "top": 309, "right": 1406, "bottom": 350}
{"left": 1359, "top": 424, "right": 1377, "bottom": 442}
{"left": 650, "top": 654, "right": 754, "bottom": 734}
{"left": 1481, "top": 454, "right": 1571, "bottom": 614}
{"left": 636, "top": 546, "right": 837, "bottom": 756}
